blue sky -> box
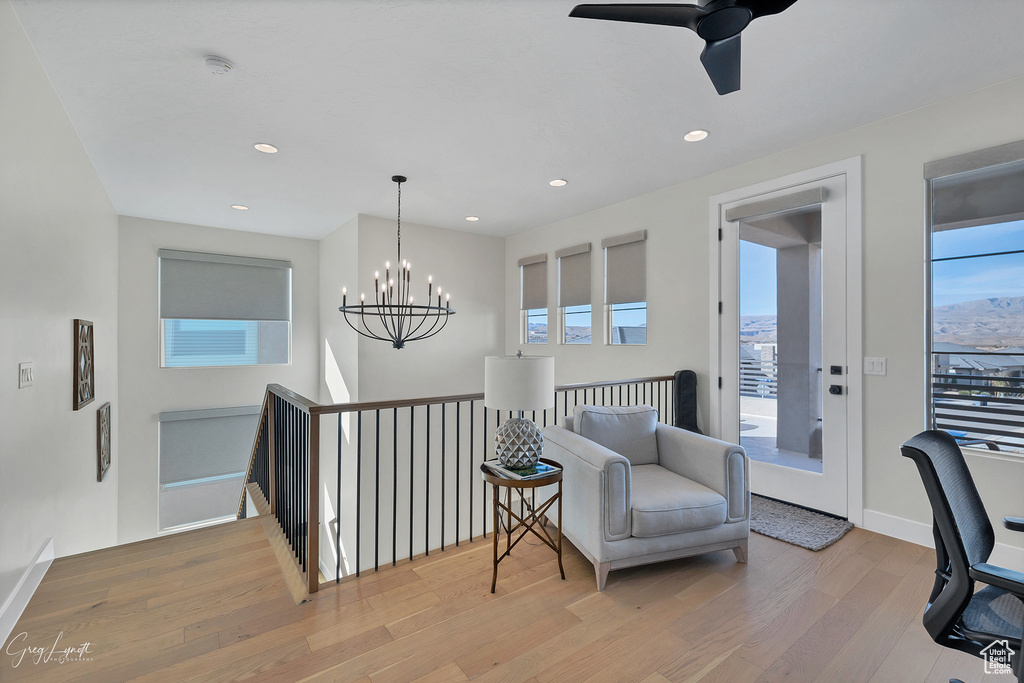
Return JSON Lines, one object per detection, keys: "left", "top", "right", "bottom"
{"left": 932, "top": 219, "right": 1024, "bottom": 307}
{"left": 740, "top": 240, "right": 777, "bottom": 316}
{"left": 740, "top": 220, "right": 1024, "bottom": 312}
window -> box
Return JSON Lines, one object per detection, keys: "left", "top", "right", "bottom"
{"left": 603, "top": 230, "right": 647, "bottom": 345}
{"left": 609, "top": 302, "right": 647, "bottom": 344}
{"left": 159, "top": 406, "right": 260, "bottom": 530}
{"left": 159, "top": 250, "right": 291, "bottom": 367}
{"left": 519, "top": 254, "right": 548, "bottom": 344}
{"left": 557, "top": 243, "right": 592, "bottom": 344}
{"left": 525, "top": 308, "right": 548, "bottom": 344}
{"left": 927, "top": 143, "right": 1024, "bottom": 453}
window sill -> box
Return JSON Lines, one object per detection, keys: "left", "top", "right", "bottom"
{"left": 962, "top": 446, "right": 1024, "bottom": 465}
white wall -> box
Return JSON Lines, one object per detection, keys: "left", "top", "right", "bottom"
{"left": 320, "top": 215, "right": 359, "bottom": 405}
{"left": 355, "top": 214, "right": 505, "bottom": 401}
{"left": 0, "top": 0, "right": 119, "bottom": 603}
{"left": 117, "top": 216, "right": 319, "bottom": 544}
{"left": 505, "top": 75, "right": 1024, "bottom": 554}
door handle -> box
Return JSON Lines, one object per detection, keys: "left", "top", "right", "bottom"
{"left": 829, "top": 385, "right": 843, "bottom": 395}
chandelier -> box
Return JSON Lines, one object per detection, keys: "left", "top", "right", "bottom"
{"left": 339, "top": 176, "right": 455, "bottom": 349}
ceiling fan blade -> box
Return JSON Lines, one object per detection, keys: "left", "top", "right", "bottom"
{"left": 735, "top": 0, "right": 798, "bottom": 20}
{"left": 569, "top": 4, "right": 705, "bottom": 30}
{"left": 700, "top": 33, "right": 741, "bottom": 95}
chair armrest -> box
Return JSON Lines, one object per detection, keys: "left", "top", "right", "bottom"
{"left": 542, "top": 425, "right": 631, "bottom": 543}
{"left": 1004, "top": 516, "right": 1024, "bottom": 532}
{"left": 970, "top": 562, "right": 1024, "bottom": 599}
{"left": 655, "top": 423, "right": 749, "bottom": 523}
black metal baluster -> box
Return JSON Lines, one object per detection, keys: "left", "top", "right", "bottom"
{"left": 393, "top": 407, "right": 398, "bottom": 566}
{"left": 405, "top": 405, "right": 409, "bottom": 561}
{"left": 356, "top": 411, "right": 362, "bottom": 576}
{"left": 441, "top": 403, "right": 447, "bottom": 552}
{"left": 336, "top": 413, "right": 342, "bottom": 582}
{"left": 456, "top": 402, "right": 460, "bottom": 547}
{"left": 482, "top": 405, "right": 488, "bottom": 539}
{"left": 375, "top": 409, "right": 380, "bottom": 572}
{"left": 301, "top": 408, "right": 306, "bottom": 570}
{"left": 469, "top": 401, "right": 474, "bottom": 542}
{"left": 425, "top": 405, "right": 430, "bottom": 556}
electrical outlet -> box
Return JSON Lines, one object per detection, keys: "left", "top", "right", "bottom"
{"left": 864, "top": 357, "right": 887, "bottom": 376}
{"left": 19, "top": 362, "right": 34, "bottom": 388}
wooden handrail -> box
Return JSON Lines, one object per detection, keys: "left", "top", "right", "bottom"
{"left": 272, "top": 374, "right": 679, "bottom": 417}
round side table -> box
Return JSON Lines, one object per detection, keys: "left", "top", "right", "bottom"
{"left": 480, "top": 458, "right": 564, "bottom": 593}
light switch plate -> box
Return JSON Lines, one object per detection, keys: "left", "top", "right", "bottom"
{"left": 864, "top": 357, "right": 887, "bottom": 376}
{"left": 19, "top": 362, "right": 34, "bottom": 388}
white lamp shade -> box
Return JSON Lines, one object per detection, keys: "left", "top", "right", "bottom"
{"left": 484, "top": 355, "right": 554, "bottom": 412}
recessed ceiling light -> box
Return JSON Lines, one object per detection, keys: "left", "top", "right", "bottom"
{"left": 465, "top": 216, "right": 480, "bottom": 222}
{"left": 684, "top": 129, "right": 709, "bottom": 142}
{"left": 231, "top": 205, "right": 248, "bottom": 211}
{"left": 254, "top": 143, "right": 278, "bottom": 154}
{"left": 549, "top": 179, "right": 568, "bottom": 187}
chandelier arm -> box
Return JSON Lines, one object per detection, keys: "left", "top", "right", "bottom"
{"left": 405, "top": 306, "right": 454, "bottom": 342}
{"left": 341, "top": 308, "right": 391, "bottom": 343}
{"left": 406, "top": 309, "right": 452, "bottom": 343}
{"left": 404, "top": 304, "right": 442, "bottom": 338}
{"left": 374, "top": 290, "right": 399, "bottom": 340}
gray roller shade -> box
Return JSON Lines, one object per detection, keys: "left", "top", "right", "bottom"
{"left": 520, "top": 254, "right": 548, "bottom": 310}
{"left": 929, "top": 150, "right": 1024, "bottom": 232}
{"left": 557, "top": 243, "right": 591, "bottom": 308}
{"left": 725, "top": 187, "right": 828, "bottom": 223}
{"left": 158, "top": 406, "right": 261, "bottom": 484}
{"left": 159, "top": 250, "right": 291, "bottom": 321}
{"left": 603, "top": 231, "right": 647, "bottom": 305}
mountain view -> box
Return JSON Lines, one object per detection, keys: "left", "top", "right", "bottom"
{"left": 739, "top": 297, "right": 1024, "bottom": 348}
{"left": 933, "top": 297, "right": 1024, "bottom": 347}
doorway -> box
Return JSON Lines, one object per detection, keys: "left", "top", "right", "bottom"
{"left": 709, "top": 158, "right": 863, "bottom": 522}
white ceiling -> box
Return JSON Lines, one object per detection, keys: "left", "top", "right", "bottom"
{"left": 12, "top": 0, "right": 1024, "bottom": 240}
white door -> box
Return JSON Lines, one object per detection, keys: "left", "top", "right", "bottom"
{"left": 710, "top": 160, "right": 862, "bottom": 519}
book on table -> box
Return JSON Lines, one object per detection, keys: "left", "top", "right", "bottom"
{"left": 484, "top": 459, "right": 560, "bottom": 481}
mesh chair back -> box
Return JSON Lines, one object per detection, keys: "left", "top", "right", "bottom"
{"left": 901, "top": 429, "right": 994, "bottom": 567}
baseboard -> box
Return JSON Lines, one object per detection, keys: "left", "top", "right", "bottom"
{"left": 0, "top": 538, "right": 54, "bottom": 646}
{"left": 863, "top": 508, "right": 1024, "bottom": 568}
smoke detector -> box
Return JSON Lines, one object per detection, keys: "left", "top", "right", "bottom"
{"left": 204, "top": 55, "right": 234, "bottom": 75}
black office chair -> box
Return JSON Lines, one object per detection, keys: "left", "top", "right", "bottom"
{"left": 901, "top": 430, "right": 1024, "bottom": 682}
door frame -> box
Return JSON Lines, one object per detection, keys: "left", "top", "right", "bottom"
{"left": 708, "top": 156, "right": 864, "bottom": 526}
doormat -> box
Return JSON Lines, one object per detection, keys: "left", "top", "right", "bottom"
{"left": 750, "top": 494, "right": 854, "bottom": 551}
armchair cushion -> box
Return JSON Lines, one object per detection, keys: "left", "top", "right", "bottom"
{"left": 573, "top": 404, "right": 659, "bottom": 466}
{"left": 630, "top": 464, "right": 727, "bottom": 537}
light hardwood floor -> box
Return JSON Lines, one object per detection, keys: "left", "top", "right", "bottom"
{"left": 4, "top": 517, "right": 1016, "bottom": 682}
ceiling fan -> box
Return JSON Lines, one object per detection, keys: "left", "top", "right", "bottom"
{"left": 569, "top": 1, "right": 798, "bottom": 95}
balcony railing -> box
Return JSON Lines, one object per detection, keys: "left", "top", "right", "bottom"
{"left": 932, "top": 372, "right": 1024, "bottom": 452}
{"left": 238, "top": 374, "right": 676, "bottom": 592}
{"left": 740, "top": 358, "right": 777, "bottom": 398}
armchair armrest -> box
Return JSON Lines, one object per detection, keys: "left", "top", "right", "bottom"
{"left": 1004, "top": 516, "right": 1024, "bottom": 532}
{"left": 542, "top": 425, "right": 632, "bottom": 544}
{"left": 655, "top": 423, "right": 749, "bottom": 523}
{"left": 970, "top": 562, "right": 1024, "bottom": 599}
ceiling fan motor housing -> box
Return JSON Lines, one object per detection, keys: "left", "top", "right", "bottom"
{"left": 697, "top": 6, "right": 753, "bottom": 41}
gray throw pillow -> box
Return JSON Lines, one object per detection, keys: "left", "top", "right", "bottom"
{"left": 573, "top": 405, "right": 659, "bottom": 466}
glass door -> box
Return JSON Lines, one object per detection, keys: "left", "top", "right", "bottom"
{"left": 739, "top": 217, "right": 823, "bottom": 475}
{"left": 717, "top": 172, "right": 850, "bottom": 518}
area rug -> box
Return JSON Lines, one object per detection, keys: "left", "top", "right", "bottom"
{"left": 750, "top": 494, "right": 854, "bottom": 551}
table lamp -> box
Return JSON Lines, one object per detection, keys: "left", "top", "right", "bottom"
{"left": 484, "top": 352, "right": 555, "bottom": 469}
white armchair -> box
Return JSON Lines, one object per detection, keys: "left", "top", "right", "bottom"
{"left": 543, "top": 405, "right": 749, "bottom": 590}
